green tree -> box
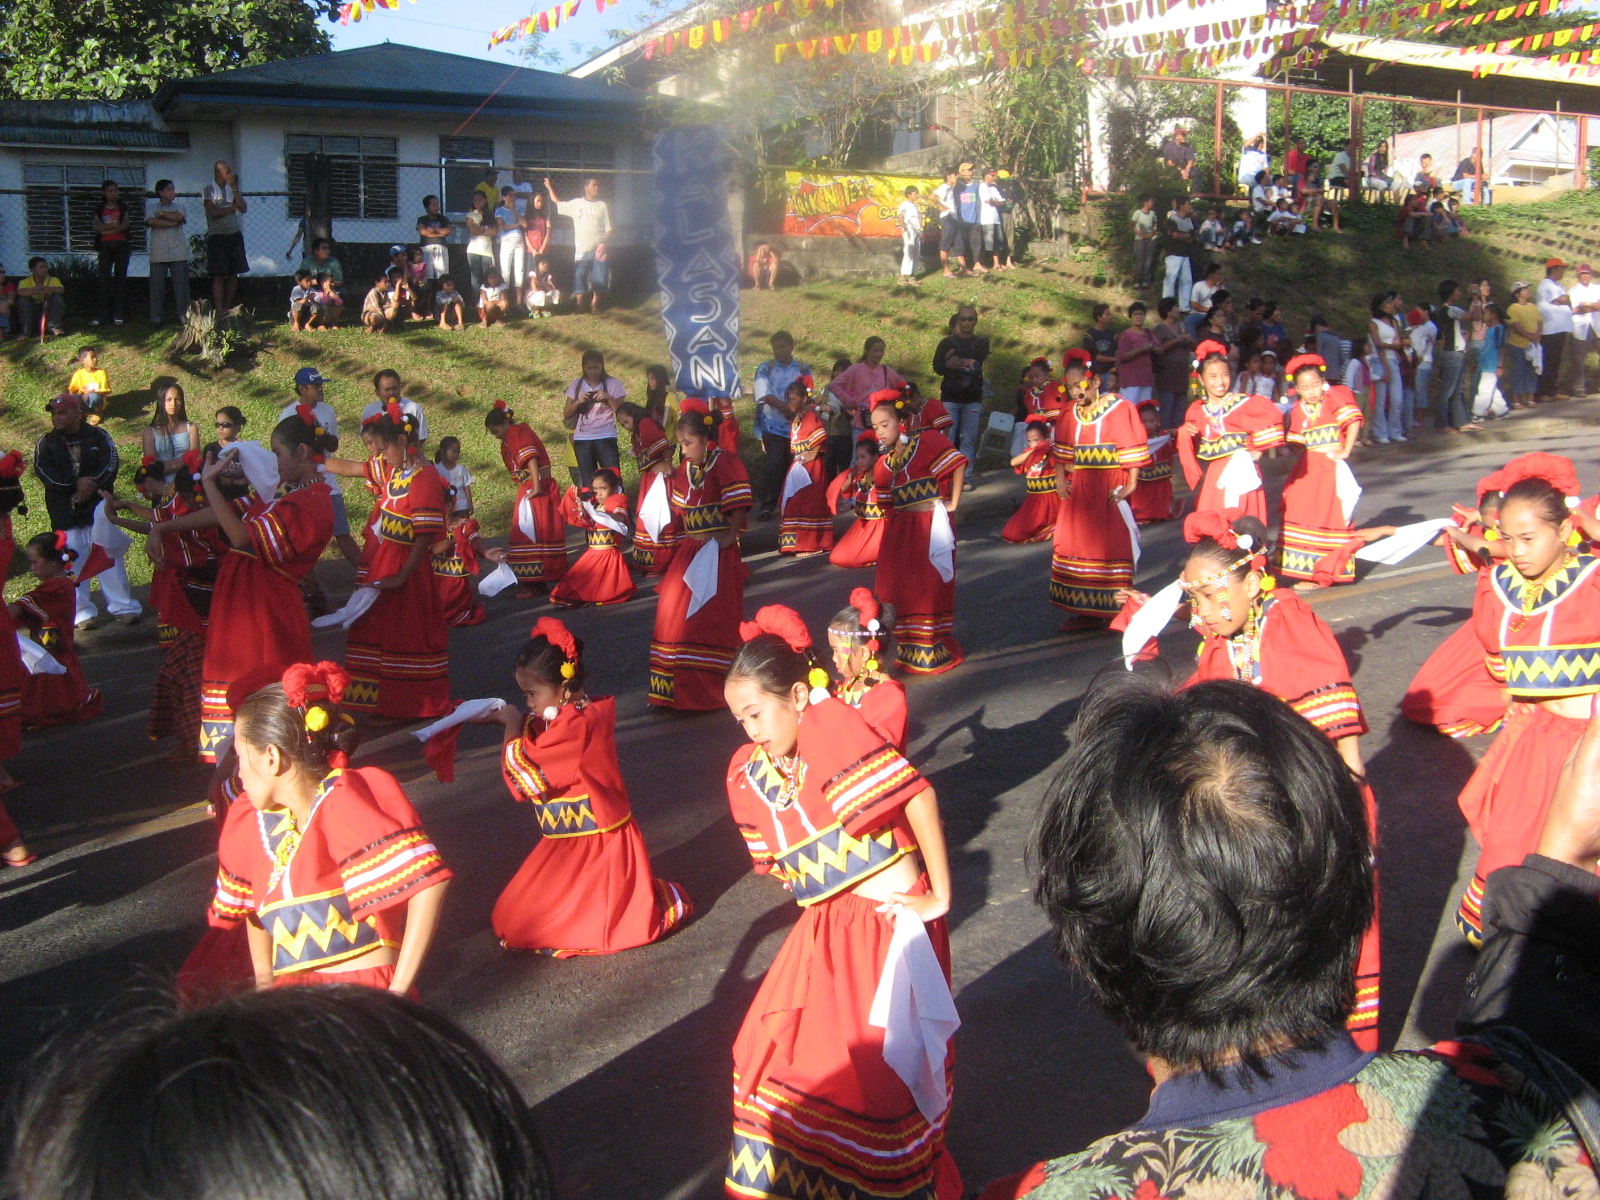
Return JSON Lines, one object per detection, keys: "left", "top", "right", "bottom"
{"left": 0, "top": 0, "right": 336, "bottom": 100}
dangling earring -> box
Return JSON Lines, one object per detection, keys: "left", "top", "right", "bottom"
{"left": 1567, "top": 527, "right": 1583, "bottom": 548}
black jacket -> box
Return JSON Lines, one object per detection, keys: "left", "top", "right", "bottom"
{"left": 34, "top": 425, "right": 119, "bottom": 530}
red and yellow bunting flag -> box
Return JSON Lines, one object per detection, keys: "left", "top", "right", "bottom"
{"left": 488, "top": 0, "right": 620, "bottom": 46}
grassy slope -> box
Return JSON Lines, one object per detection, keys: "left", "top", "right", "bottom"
{"left": 2, "top": 188, "right": 1593, "bottom": 591}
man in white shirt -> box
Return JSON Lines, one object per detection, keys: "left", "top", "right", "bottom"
{"left": 1567, "top": 262, "right": 1600, "bottom": 396}
{"left": 280, "top": 367, "right": 361, "bottom": 567}
{"left": 933, "top": 169, "right": 961, "bottom": 278}
{"left": 1535, "top": 257, "right": 1575, "bottom": 400}
{"left": 360, "top": 368, "right": 430, "bottom": 445}
{"left": 546, "top": 176, "right": 612, "bottom": 315}
{"left": 978, "top": 167, "right": 1007, "bottom": 271}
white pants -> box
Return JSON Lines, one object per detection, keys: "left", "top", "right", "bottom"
{"left": 422, "top": 244, "right": 449, "bottom": 280}
{"left": 528, "top": 288, "right": 561, "bottom": 310}
{"left": 901, "top": 229, "right": 920, "bottom": 277}
{"left": 1472, "top": 372, "right": 1508, "bottom": 420}
{"left": 497, "top": 239, "right": 525, "bottom": 298}
{"left": 66, "top": 524, "right": 139, "bottom": 623}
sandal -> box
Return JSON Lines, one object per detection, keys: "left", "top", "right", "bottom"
{"left": 1458, "top": 423, "right": 1483, "bottom": 432}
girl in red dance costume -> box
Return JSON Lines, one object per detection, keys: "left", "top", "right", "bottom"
{"left": 1279, "top": 354, "right": 1364, "bottom": 586}
{"left": 1177, "top": 339, "right": 1285, "bottom": 524}
{"left": 827, "top": 587, "right": 909, "bottom": 750}
{"left": 485, "top": 400, "right": 567, "bottom": 596}
{"left": 1001, "top": 417, "right": 1056, "bottom": 544}
{"left": 779, "top": 378, "right": 835, "bottom": 556}
{"left": 552, "top": 469, "right": 635, "bottom": 608}
{"left": 13, "top": 532, "right": 103, "bottom": 728}
{"left": 828, "top": 432, "right": 885, "bottom": 569}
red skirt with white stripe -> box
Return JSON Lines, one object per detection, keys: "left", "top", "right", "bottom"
{"left": 1401, "top": 621, "right": 1505, "bottom": 739}
{"left": 507, "top": 480, "right": 569, "bottom": 586}
{"left": 345, "top": 565, "right": 452, "bottom": 720}
{"left": 649, "top": 537, "right": 746, "bottom": 710}
{"left": 1050, "top": 470, "right": 1135, "bottom": 617}
{"left": 779, "top": 462, "right": 835, "bottom": 555}
{"left": 874, "top": 508, "right": 961, "bottom": 675}
{"left": 551, "top": 546, "right": 636, "bottom": 608}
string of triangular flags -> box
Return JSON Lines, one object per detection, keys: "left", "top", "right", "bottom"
{"left": 337, "top": 0, "right": 406, "bottom": 24}
{"left": 488, "top": 0, "right": 620, "bottom": 47}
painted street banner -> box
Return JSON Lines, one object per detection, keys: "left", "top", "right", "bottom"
{"left": 783, "top": 171, "right": 940, "bottom": 238}
{"left": 652, "top": 126, "right": 742, "bottom": 398}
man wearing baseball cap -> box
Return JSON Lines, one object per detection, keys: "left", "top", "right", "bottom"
{"left": 1536, "top": 257, "right": 1574, "bottom": 400}
{"left": 278, "top": 367, "right": 361, "bottom": 567}
{"left": 1569, "top": 263, "right": 1600, "bottom": 396}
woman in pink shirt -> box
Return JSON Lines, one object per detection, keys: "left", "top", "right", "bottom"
{"left": 1115, "top": 301, "right": 1157, "bottom": 403}
{"left": 829, "top": 336, "right": 907, "bottom": 431}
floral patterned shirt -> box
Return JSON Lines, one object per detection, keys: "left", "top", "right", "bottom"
{"left": 990, "top": 1035, "right": 1598, "bottom": 1200}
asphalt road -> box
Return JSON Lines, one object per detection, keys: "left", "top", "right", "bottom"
{"left": 2, "top": 402, "right": 1597, "bottom": 1199}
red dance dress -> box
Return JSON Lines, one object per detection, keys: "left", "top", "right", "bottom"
{"left": 177, "top": 769, "right": 255, "bottom": 1004}
{"left": 552, "top": 490, "right": 636, "bottom": 608}
{"left": 1049, "top": 394, "right": 1151, "bottom": 617}
{"left": 1455, "top": 553, "right": 1600, "bottom": 941}
{"left": 148, "top": 494, "right": 215, "bottom": 754}
{"left": 1187, "top": 589, "right": 1381, "bottom": 1050}
{"left": 1001, "top": 443, "right": 1057, "bottom": 544}
{"left": 1402, "top": 526, "right": 1504, "bottom": 739}
{"left": 1177, "top": 392, "right": 1285, "bottom": 524}
{"left": 0, "top": 516, "right": 23, "bottom": 845}
{"left": 874, "top": 429, "right": 966, "bottom": 674}
{"left": 835, "top": 674, "right": 909, "bottom": 750}
{"left": 716, "top": 400, "right": 742, "bottom": 457}
{"left": 778, "top": 411, "right": 835, "bottom": 555}
{"left": 724, "top": 698, "right": 962, "bottom": 1200}
{"left": 198, "top": 483, "right": 333, "bottom": 762}
{"left": 210, "top": 765, "right": 452, "bottom": 989}
{"left": 16, "top": 576, "right": 102, "bottom": 728}
{"left": 1129, "top": 432, "right": 1176, "bottom": 524}
{"left": 649, "top": 447, "right": 753, "bottom": 710}
{"left": 629, "top": 418, "right": 680, "bottom": 575}
{"left": 492, "top": 697, "right": 692, "bottom": 954}
{"left": 1025, "top": 380, "right": 1065, "bottom": 425}
{"left": 432, "top": 519, "right": 486, "bottom": 628}
{"left": 1280, "top": 388, "right": 1364, "bottom": 583}
{"left": 501, "top": 423, "right": 568, "bottom": 587}
{"left": 345, "top": 460, "right": 450, "bottom": 719}
{"left": 827, "top": 467, "right": 886, "bottom": 569}
{"left": 917, "top": 398, "right": 955, "bottom": 437}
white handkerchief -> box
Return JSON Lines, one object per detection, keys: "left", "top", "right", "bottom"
{"left": 228, "top": 441, "right": 281, "bottom": 499}
{"left": 90, "top": 498, "right": 132, "bottom": 556}
{"left": 311, "top": 585, "right": 381, "bottom": 629}
{"left": 1117, "top": 498, "right": 1142, "bottom": 570}
{"left": 477, "top": 560, "right": 518, "bottom": 597}
{"left": 583, "top": 500, "right": 628, "bottom": 536}
{"left": 868, "top": 906, "right": 961, "bottom": 1124}
{"left": 1334, "top": 459, "right": 1363, "bottom": 526}
{"left": 16, "top": 632, "right": 65, "bottom": 676}
{"left": 638, "top": 475, "right": 671, "bottom": 542}
{"left": 1355, "top": 518, "right": 1455, "bottom": 566}
{"left": 1122, "top": 578, "right": 1185, "bottom": 670}
{"left": 928, "top": 500, "right": 955, "bottom": 583}
{"left": 516, "top": 494, "right": 538, "bottom": 543}
{"left": 780, "top": 458, "right": 811, "bottom": 510}
{"left": 411, "top": 698, "right": 507, "bottom": 742}
{"left": 1145, "top": 433, "right": 1172, "bottom": 456}
{"left": 684, "top": 538, "right": 720, "bottom": 618}
{"left": 1217, "top": 449, "right": 1261, "bottom": 509}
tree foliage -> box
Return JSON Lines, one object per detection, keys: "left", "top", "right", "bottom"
{"left": 0, "top": 0, "right": 336, "bottom": 100}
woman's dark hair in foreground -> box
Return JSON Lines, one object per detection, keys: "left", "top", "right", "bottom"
{"left": 1033, "top": 677, "right": 1372, "bottom": 1078}
{"left": 9, "top": 985, "right": 554, "bottom": 1200}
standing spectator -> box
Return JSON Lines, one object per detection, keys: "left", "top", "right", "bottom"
{"left": 955, "top": 162, "right": 985, "bottom": 275}
{"left": 145, "top": 179, "right": 189, "bottom": 326}
{"left": 997, "top": 169, "right": 1021, "bottom": 268}
{"left": 1160, "top": 127, "right": 1195, "bottom": 183}
{"left": 896, "top": 185, "right": 923, "bottom": 285}
{"left": 831, "top": 336, "right": 906, "bottom": 436}
{"left": 1535, "top": 257, "right": 1575, "bottom": 400}
{"left": 494, "top": 186, "right": 525, "bottom": 313}
{"left": 1116, "top": 302, "right": 1156, "bottom": 404}
{"left": 33, "top": 394, "right": 139, "bottom": 628}
{"left": 1236, "top": 133, "right": 1269, "bottom": 191}
{"left": 934, "top": 168, "right": 962, "bottom": 278}
{"left": 203, "top": 160, "right": 248, "bottom": 313}
{"left": 415, "top": 195, "right": 453, "bottom": 285}
{"left": 465, "top": 191, "right": 496, "bottom": 301}
{"left": 752, "top": 330, "right": 810, "bottom": 520}
{"left": 144, "top": 382, "right": 199, "bottom": 472}
{"left": 1259, "top": 301, "right": 1289, "bottom": 360}
{"left": 1469, "top": 303, "right": 1507, "bottom": 425}
{"left": 1505, "top": 280, "right": 1542, "bottom": 409}
{"left": 1283, "top": 136, "right": 1308, "bottom": 194}
{"left": 473, "top": 166, "right": 501, "bottom": 211}
{"left": 523, "top": 190, "right": 553, "bottom": 280}
{"left": 1453, "top": 146, "right": 1485, "bottom": 204}
{"left": 1433, "top": 279, "right": 1472, "bottom": 429}
{"left": 1130, "top": 196, "right": 1158, "bottom": 289}
{"left": 978, "top": 167, "right": 1008, "bottom": 270}
{"left": 1083, "top": 304, "right": 1119, "bottom": 389}
{"left": 1151, "top": 298, "right": 1194, "bottom": 429}
{"left": 90, "top": 179, "right": 131, "bottom": 326}
{"left": 1567, "top": 261, "right": 1600, "bottom": 396}
{"left": 1309, "top": 312, "right": 1345, "bottom": 383}
{"left": 1408, "top": 305, "right": 1436, "bottom": 426}
{"left": 563, "top": 349, "right": 627, "bottom": 480}
{"left": 1367, "top": 291, "right": 1407, "bottom": 443}
{"left": 1162, "top": 197, "right": 1197, "bottom": 312}
{"left": 1414, "top": 152, "right": 1440, "bottom": 191}
{"left": 546, "top": 176, "right": 612, "bottom": 315}
{"left": 15, "top": 257, "right": 64, "bottom": 337}
{"left": 932, "top": 304, "right": 989, "bottom": 474}
{"left": 1248, "top": 170, "right": 1274, "bottom": 240}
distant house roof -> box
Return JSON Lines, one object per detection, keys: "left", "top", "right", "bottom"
{"left": 155, "top": 43, "right": 655, "bottom": 122}
{"left": 0, "top": 100, "right": 189, "bottom": 152}
{"left": 1387, "top": 112, "right": 1594, "bottom": 184}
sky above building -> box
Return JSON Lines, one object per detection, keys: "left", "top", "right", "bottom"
{"left": 326, "top": 1, "right": 624, "bottom": 72}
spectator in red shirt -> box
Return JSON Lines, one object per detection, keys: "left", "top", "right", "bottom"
{"left": 1284, "top": 136, "right": 1309, "bottom": 196}
{"left": 91, "top": 180, "right": 131, "bottom": 327}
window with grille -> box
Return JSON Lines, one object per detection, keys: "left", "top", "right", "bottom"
{"left": 439, "top": 135, "right": 495, "bottom": 214}
{"left": 285, "top": 134, "right": 398, "bottom": 220}
{"left": 512, "top": 140, "right": 616, "bottom": 198}
{"left": 23, "top": 163, "right": 148, "bottom": 256}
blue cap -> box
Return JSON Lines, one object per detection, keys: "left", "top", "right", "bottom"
{"left": 295, "top": 367, "right": 326, "bottom": 387}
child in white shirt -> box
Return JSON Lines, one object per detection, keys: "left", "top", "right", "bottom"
{"left": 434, "top": 275, "right": 466, "bottom": 330}
{"left": 897, "top": 185, "right": 924, "bottom": 286}
{"left": 434, "top": 435, "right": 474, "bottom": 515}
{"left": 527, "top": 256, "right": 561, "bottom": 317}
{"left": 288, "top": 269, "right": 320, "bottom": 331}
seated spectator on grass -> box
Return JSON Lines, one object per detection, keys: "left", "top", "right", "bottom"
{"left": 16, "top": 257, "right": 64, "bottom": 338}
{"left": 478, "top": 268, "right": 509, "bottom": 327}
{"left": 8, "top": 986, "right": 555, "bottom": 1200}
{"left": 1399, "top": 185, "right": 1432, "bottom": 249}
{"left": 361, "top": 273, "right": 398, "bottom": 335}
{"left": 1447, "top": 197, "right": 1470, "bottom": 237}
{"left": 1267, "top": 197, "right": 1303, "bottom": 235}
{"left": 1225, "top": 210, "right": 1253, "bottom": 249}
{"left": 67, "top": 346, "right": 109, "bottom": 425}
{"left": 386, "top": 265, "right": 416, "bottom": 323}
{"left": 985, "top": 677, "right": 1600, "bottom": 1200}
{"left": 527, "top": 256, "right": 560, "bottom": 318}
{"left": 406, "top": 246, "right": 431, "bottom": 319}
{"left": 1196, "top": 207, "right": 1227, "bottom": 252}
{"left": 288, "top": 269, "right": 320, "bottom": 332}
{"left": 315, "top": 272, "right": 343, "bottom": 328}
{"left": 434, "top": 275, "right": 466, "bottom": 330}
{"left": 1248, "top": 171, "right": 1272, "bottom": 241}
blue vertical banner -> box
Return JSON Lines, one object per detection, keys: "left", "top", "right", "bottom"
{"left": 652, "top": 126, "right": 742, "bottom": 398}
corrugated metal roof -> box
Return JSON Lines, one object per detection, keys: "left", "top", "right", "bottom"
{"left": 0, "top": 125, "right": 189, "bottom": 150}
{"left": 156, "top": 43, "right": 651, "bottom": 114}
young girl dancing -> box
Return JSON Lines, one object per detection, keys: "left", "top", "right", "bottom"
{"left": 779, "top": 378, "right": 835, "bottom": 555}
{"left": 722, "top": 605, "right": 961, "bottom": 1200}
{"left": 489, "top": 619, "right": 691, "bottom": 954}
{"left": 485, "top": 400, "right": 567, "bottom": 595}
{"left": 614, "top": 401, "right": 680, "bottom": 576}
{"left": 13, "top": 533, "right": 103, "bottom": 727}
{"left": 1001, "top": 418, "right": 1056, "bottom": 544}
{"left": 1279, "top": 353, "right": 1364, "bottom": 585}
{"left": 210, "top": 662, "right": 451, "bottom": 992}
{"left": 1177, "top": 339, "right": 1285, "bottom": 522}
{"left": 0, "top": 455, "right": 33, "bottom": 865}
{"left": 552, "top": 469, "right": 635, "bottom": 608}
{"left": 827, "top": 432, "right": 885, "bottom": 569}
{"left": 827, "top": 587, "right": 908, "bottom": 750}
